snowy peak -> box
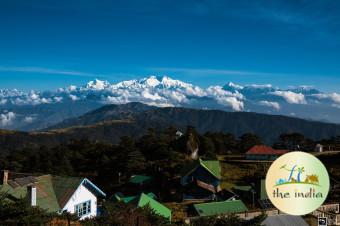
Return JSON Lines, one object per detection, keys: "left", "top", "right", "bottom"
{"left": 1, "top": 76, "right": 340, "bottom": 126}
{"left": 138, "top": 75, "right": 195, "bottom": 89}
{"left": 86, "top": 79, "right": 110, "bottom": 90}
{"left": 140, "top": 75, "right": 161, "bottom": 87}
{"left": 225, "top": 82, "right": 244, "bottom": 90}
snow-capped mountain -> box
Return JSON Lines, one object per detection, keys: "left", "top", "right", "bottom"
{"left": 1, "top": 75, "right": 340, "bottom": 131}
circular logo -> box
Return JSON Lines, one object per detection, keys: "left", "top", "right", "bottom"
{"left": 266, "top": 151, "right": 330, "bottom": 215}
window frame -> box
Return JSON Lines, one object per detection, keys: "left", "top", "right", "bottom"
{"left": 74, "top": 200, "right": 91, "bottom": 217}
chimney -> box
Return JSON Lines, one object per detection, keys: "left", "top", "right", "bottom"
{"left": 27, "top": 184, "right": 37, "bottom": 206}
{"left": 2, "top": 170, "right": 8, "bottom": 185}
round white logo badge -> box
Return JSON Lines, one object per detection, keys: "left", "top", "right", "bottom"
{"left": 266, "top": 151, "right": 330, "bottom": 215}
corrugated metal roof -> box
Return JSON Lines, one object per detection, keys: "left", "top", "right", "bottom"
{"left": 262, "top": 215, "right": 309, "bottom": 226}
{"left": 0, "top": 175, "right": 60, "bottom": 212}
{"left": 181, "top": 159, "right": 221, "bottom": 179}
{"left": 199, "top": 159, "right": 221, "bottom": 179}
{"left": 114, "top": 192, "right": 157, "bottom": 204}
{"left": 194, "top": 200, "right": 248, "bottom": 217}
{"left": 137, "top": 193, "right": 172, "bottom": 221}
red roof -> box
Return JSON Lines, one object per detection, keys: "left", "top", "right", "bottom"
{"left": 246, "top": 145, "right": 288, "bottom": 155}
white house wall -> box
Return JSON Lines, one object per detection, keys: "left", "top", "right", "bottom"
{"left": 62, "top": 183, "right": 97, "bottom": 220}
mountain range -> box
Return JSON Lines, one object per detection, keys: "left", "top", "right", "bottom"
{"left": 1, "top": 75, "right": 340, "bottom": 131}
{"left": 1, "top": 102, "right": 340, "bottom": 154}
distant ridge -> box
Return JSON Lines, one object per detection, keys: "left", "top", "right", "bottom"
{"left": 49, "top": 102, "right": 340, "bottom": 143}
{"left": 1, "top": 102, "right": 340, "bottom": 154}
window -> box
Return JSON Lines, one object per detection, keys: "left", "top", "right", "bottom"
{"left": 75, "top": 200, "right": 91, "bottom": 217}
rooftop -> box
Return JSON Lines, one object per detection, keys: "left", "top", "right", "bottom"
{"left": 0, "top": 174, "right": 106, "bottom": 212}
{"left": 193, "top": 200, "right": 248, "bottom": 217}
{"left": 138, "top": 193, "right": 172, "bottom": 221}
{"left": 246, "top": 145, "right": 288, "bottom": 155}
{"left": 182, "top": 159, "right": 221, "bottom": 179}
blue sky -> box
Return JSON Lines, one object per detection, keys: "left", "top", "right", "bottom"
{"left": 1, "top": 0, "right": 340, "bottom": 91}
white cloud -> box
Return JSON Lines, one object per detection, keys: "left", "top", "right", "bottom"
{"left": 161, "top": 90, "right": 189, "bottom": 103}
{"left": 105, "top": 95, "right": 129, "bottom": 105}
{"left": 332, "top": 103, "right": 340, "bottom": 109}
{"left": 0, "top": 112, "right": 16, "bottom": 126}
{"left": 54, "top": 96, "right": 63, "bottom": 102}
{"left": 206, "top": 86, "right": 244, "bottom": 111}
{"left": 216, "top": 96, "right": 244, "bottom": 111}
{"left": 313, "top": 93, "right": 340, "bottom": 104}
{"left": 144, "top": 102, "right": 174, "bottom": 108}
{"left": 0, "top": 99, "right": 7, "bottom": 105}
{"left": 271, "top": 90, "right": 306, "bottom": 104}
{"left": 69, "top": 94, "right": 79, "bottom": 101}
{"left": 23, "top": 116, "right": 35, "bottom": 123}
{"left": 141, "top": 90, "right": 164, "bottom": 101}
{"left": 259, "top": 101, "right": 280, "bottom": 110}
{"left": 68, "top": 85, "right": 77, "bottom": 91}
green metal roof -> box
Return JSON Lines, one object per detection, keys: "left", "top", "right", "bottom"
{"left": 181, "top": 159, "right": 221, "bottom": 179}
{"left": 199, "top": 159, "right": 221, "bottom": 179}
{"left": 36, "top": 175, "right": 60, "bottom": 212}
{"left": 193, "top": 200, "right": 248, "bottom": 217}
{"left": 114, "top": 192, "right": 157, "bottom": 204}
{"left": 0, "top": 175, "right": 60, "bottom": 212}
{"left": 0, "top": 183, "right": 27, "bottom": 200}
{"left": 129, "top": 175, "right": 153, "bottom": 184}
{"left": 137, "top": 193, "right": 172, "bottom": 221}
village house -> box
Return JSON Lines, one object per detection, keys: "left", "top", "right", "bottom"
{"left": 181, "top": 159, "right": 222, "bottom": 201}
{"left": 245, "top": 145, "right": 288, "bottom": 161}
{"left": 0, "top": 170, "right": 106, "bottom": 220}
{"left": 114, "top": 192, "right": 172, "bottom": 221}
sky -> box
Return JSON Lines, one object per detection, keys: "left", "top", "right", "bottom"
{"left": 0, "top": 0, "right": 340, "bottom": 92}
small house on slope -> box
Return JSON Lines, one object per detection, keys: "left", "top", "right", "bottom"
{"left": 181, "top": 159, "right": 222, "bottom": 201}
{"left": 245, "top": 145, "right": 288, "bottom": 160}
{"left": 114, "top": 192, "right": 171, "bottom": 221}
{"left": 0, "top": 171, "right": 106, "bottom": 220}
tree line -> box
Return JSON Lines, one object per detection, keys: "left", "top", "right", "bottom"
{"left": 1, "top": 126, "right": 337, "bottom": 189}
